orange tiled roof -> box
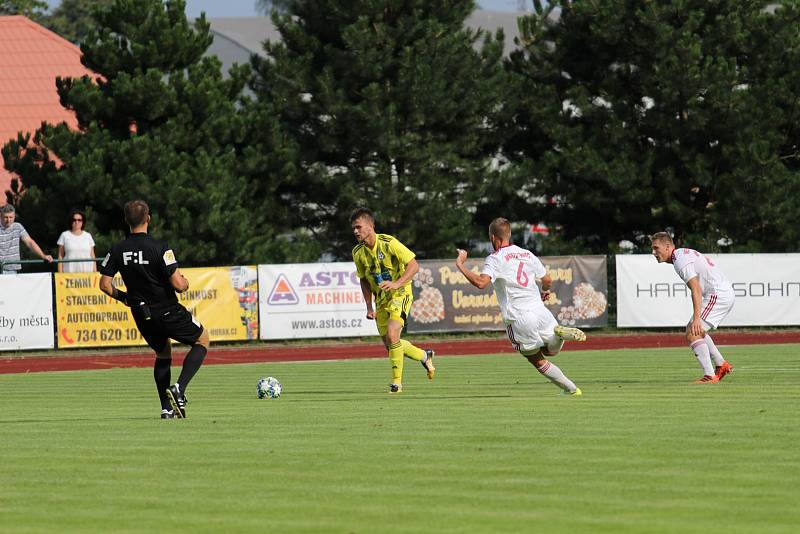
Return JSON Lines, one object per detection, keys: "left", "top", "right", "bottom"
{"left": 0, "top": 16, "right": 94, "bottom": 199}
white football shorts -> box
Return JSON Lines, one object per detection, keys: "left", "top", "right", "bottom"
{"left": 505, "top": 308, "right": 558, "bottom": 354}
{"left": 693, "top": 290, "right": 735, "bottom": 330}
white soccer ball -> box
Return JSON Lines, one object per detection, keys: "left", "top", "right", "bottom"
{"left": 257, "top": 376, "right": 282, "bottom": 399}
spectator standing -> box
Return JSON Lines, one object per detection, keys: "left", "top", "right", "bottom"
{"left": 0, "top": 204, "right": 53, "bottom": 274}
{"left": 57, "top": 210, "right": 96, "bottom": 273}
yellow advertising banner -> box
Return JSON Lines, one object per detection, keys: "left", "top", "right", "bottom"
{"left": 55, "top": 273, "right": 144, "bottom": 348}
{"left": 178, "top": 266, "right": 259, "bottom": 341}
{"left": 55, "top": 266, "right": 259, "bottom": 349}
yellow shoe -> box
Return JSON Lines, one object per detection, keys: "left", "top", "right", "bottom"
{"left": 554, "top": 325, "right": 587, "bottom": 342}
{"left": 421, "top": 349, "right": 435, "bottom": 380}
{"left": 389, "top": 383, "right": 403, "bottom": 393}
{"left": 560, "top": 387, "right": 582, "bottom": 396}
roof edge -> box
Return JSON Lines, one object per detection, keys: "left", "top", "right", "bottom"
{"left": 209, "top": 29, "right": 259, "bottom": 57}
{"left": 0, "top": 15, "right": 85, "bottom": 59}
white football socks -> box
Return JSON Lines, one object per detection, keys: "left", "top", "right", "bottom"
{"left": 691, "top": 339, "right": 715, "bottom": 376}
{"left": 537, "top": 360, "right": 577, "bottom": 393}
{"left": 704, "top": 334, "right": 725, "bottom": 367}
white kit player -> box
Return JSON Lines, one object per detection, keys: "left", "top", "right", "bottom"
{"left": 651, "top": 232, "right": 734, "bottom": 383}
{"left": 455, "top": 218, "right": 587, "bottom": 396}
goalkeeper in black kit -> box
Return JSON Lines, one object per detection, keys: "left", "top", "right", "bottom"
{"left": 99, "top": 200, "right": 210, "bottom": 419}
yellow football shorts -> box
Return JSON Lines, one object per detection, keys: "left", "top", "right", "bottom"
{"left": 375, "top": 295, "right": 413, "bottom": 337}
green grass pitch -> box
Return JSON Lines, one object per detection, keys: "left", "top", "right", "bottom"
{"left": 1, "top": 344, "right": 798, "bottom": 533}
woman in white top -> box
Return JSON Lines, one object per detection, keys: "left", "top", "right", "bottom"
{"left": 57, "top": 210, "right": 96, "bottom": 273}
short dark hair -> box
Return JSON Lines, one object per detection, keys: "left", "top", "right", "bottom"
{"left": 68, "top": 209, "right": 86, "bottom": 230}
{"left": 349, "top": 207, "right": 374, "bottom": 224}
{"left": 124, "top": 200, "right": 150, "bottom": 227}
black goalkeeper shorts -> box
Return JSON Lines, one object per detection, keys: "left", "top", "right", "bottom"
{"left": 131, "top": 302, "right": 203, "bottom": 352}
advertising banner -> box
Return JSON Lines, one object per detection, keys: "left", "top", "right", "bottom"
{"left": 55, "top": 273, "right": 142, "bottom": 348}
{"left": 258, "top": 263, "right": 378, "bottom": 339}
{"left": 179, "top": 266, "right": 259, "bottom": 341}
{"left": 55, "top": 266, "right": 259, "bottom": 348}
{"left": 616, "top": 254, "right": 800, "bottom": 327}
{"left": 0, "top": 273, "right": 54, "bottom": 351}
{"left": 407, "top": 256, "right": 608, "bottom": 333}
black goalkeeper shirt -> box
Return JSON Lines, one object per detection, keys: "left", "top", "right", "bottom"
{"left": 99, "top": 232, "right": 180, "bottom": 306}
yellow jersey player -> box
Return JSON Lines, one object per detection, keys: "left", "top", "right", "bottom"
{"left": 350, "top": 208, "right": 435, "bottom": 393}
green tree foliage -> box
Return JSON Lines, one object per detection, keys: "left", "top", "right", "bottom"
{"left": 2, "top": 0, "right": 290, "bottom": 265}
{"left": 41, "top": 0, "right": 114, "bottom": 44}
{"left": 254, "top": 0, "right": 293, "bottom": 14}
{"left": 248, "top": 0, "right": 506, "bottom": 259}
{"left": 0, "top": 0, "right": 48, "bottom": 20}
{"left": 502, "top": 0, "right": 800, "bottom": 253}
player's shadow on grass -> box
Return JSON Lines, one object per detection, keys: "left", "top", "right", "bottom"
{"left": 286, "top": 392, "right": 515, "bottom": 401}
{"left": 406, "top": 394, "right": 515, "bottom": 400}
{"left": 0, "top": 415, "right": 159, "bottom": 424}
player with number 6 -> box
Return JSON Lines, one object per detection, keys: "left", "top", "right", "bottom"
{"left": 455, "top": 217, "right": 586, "bottom": 396}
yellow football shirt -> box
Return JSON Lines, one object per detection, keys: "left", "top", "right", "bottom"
{"left": 352, "top": 234, "right": 415, "bottom": 307}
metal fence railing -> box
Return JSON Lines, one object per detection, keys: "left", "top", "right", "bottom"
{"left": 0, "top": 258, "right": 102, "bottom": 274}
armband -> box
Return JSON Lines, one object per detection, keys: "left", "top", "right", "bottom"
{"left": 111, "top": 288, "right": 129, "bottom": 306}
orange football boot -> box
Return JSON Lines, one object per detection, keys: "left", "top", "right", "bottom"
{"left": 715, "top": 361, "right": 733, "bottom": 381}
{"left": 694, "top": 375, "right": 720, "bottom": 384}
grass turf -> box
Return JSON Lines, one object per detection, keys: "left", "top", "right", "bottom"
{"left": 1, "top": 344, "right": 798, "bottom": 533}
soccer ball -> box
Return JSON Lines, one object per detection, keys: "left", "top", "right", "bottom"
{"left": 257, "top": 376, "right": 282, "bottom": 399}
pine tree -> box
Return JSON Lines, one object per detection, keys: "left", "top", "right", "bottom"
{"left": 41, "top": 0, "right": 114, "bottom": 44}
{"left": 248, "top": 0, "right": 506, "bottom": 259}
{"left": 2, "top": 0, "right": 288, "bottom": 265}
{"left": 502, "top": 0, "right": 800, "bottom": 252}
{"left": 254, "top": 0, "right": 293, "bottom": 14}
{"left": 0, "top": 0, "right": 48, "bottom": 20}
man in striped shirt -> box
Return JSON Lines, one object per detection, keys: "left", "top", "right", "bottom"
{"left": 651, "top": 232, "right": 734, "bottom": 384}
{"left": 1, "top": 204, "right": 52, "bottom": 274}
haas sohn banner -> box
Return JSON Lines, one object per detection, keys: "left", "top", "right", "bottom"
{"left": 55, "top": 266, "right": 258, "bottom": 348}
{"left": 616, "top": 254, "right": 800, "bottom": 327}
{"left": 407, "top": 256, "right": 608, "bottom": 333}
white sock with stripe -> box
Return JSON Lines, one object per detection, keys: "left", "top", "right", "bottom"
{"left": 704, "top": 334, "right": 725, "bottom": 367}
{"left": 691, "top": 339, "right": 715, "bottom": 376}
{"left": 537, "top": 360, "right": 577, "bottom": 393}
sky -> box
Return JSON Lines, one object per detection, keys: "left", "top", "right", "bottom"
{"left": 44, "top": 1, "right": 527, "bottom": 19}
